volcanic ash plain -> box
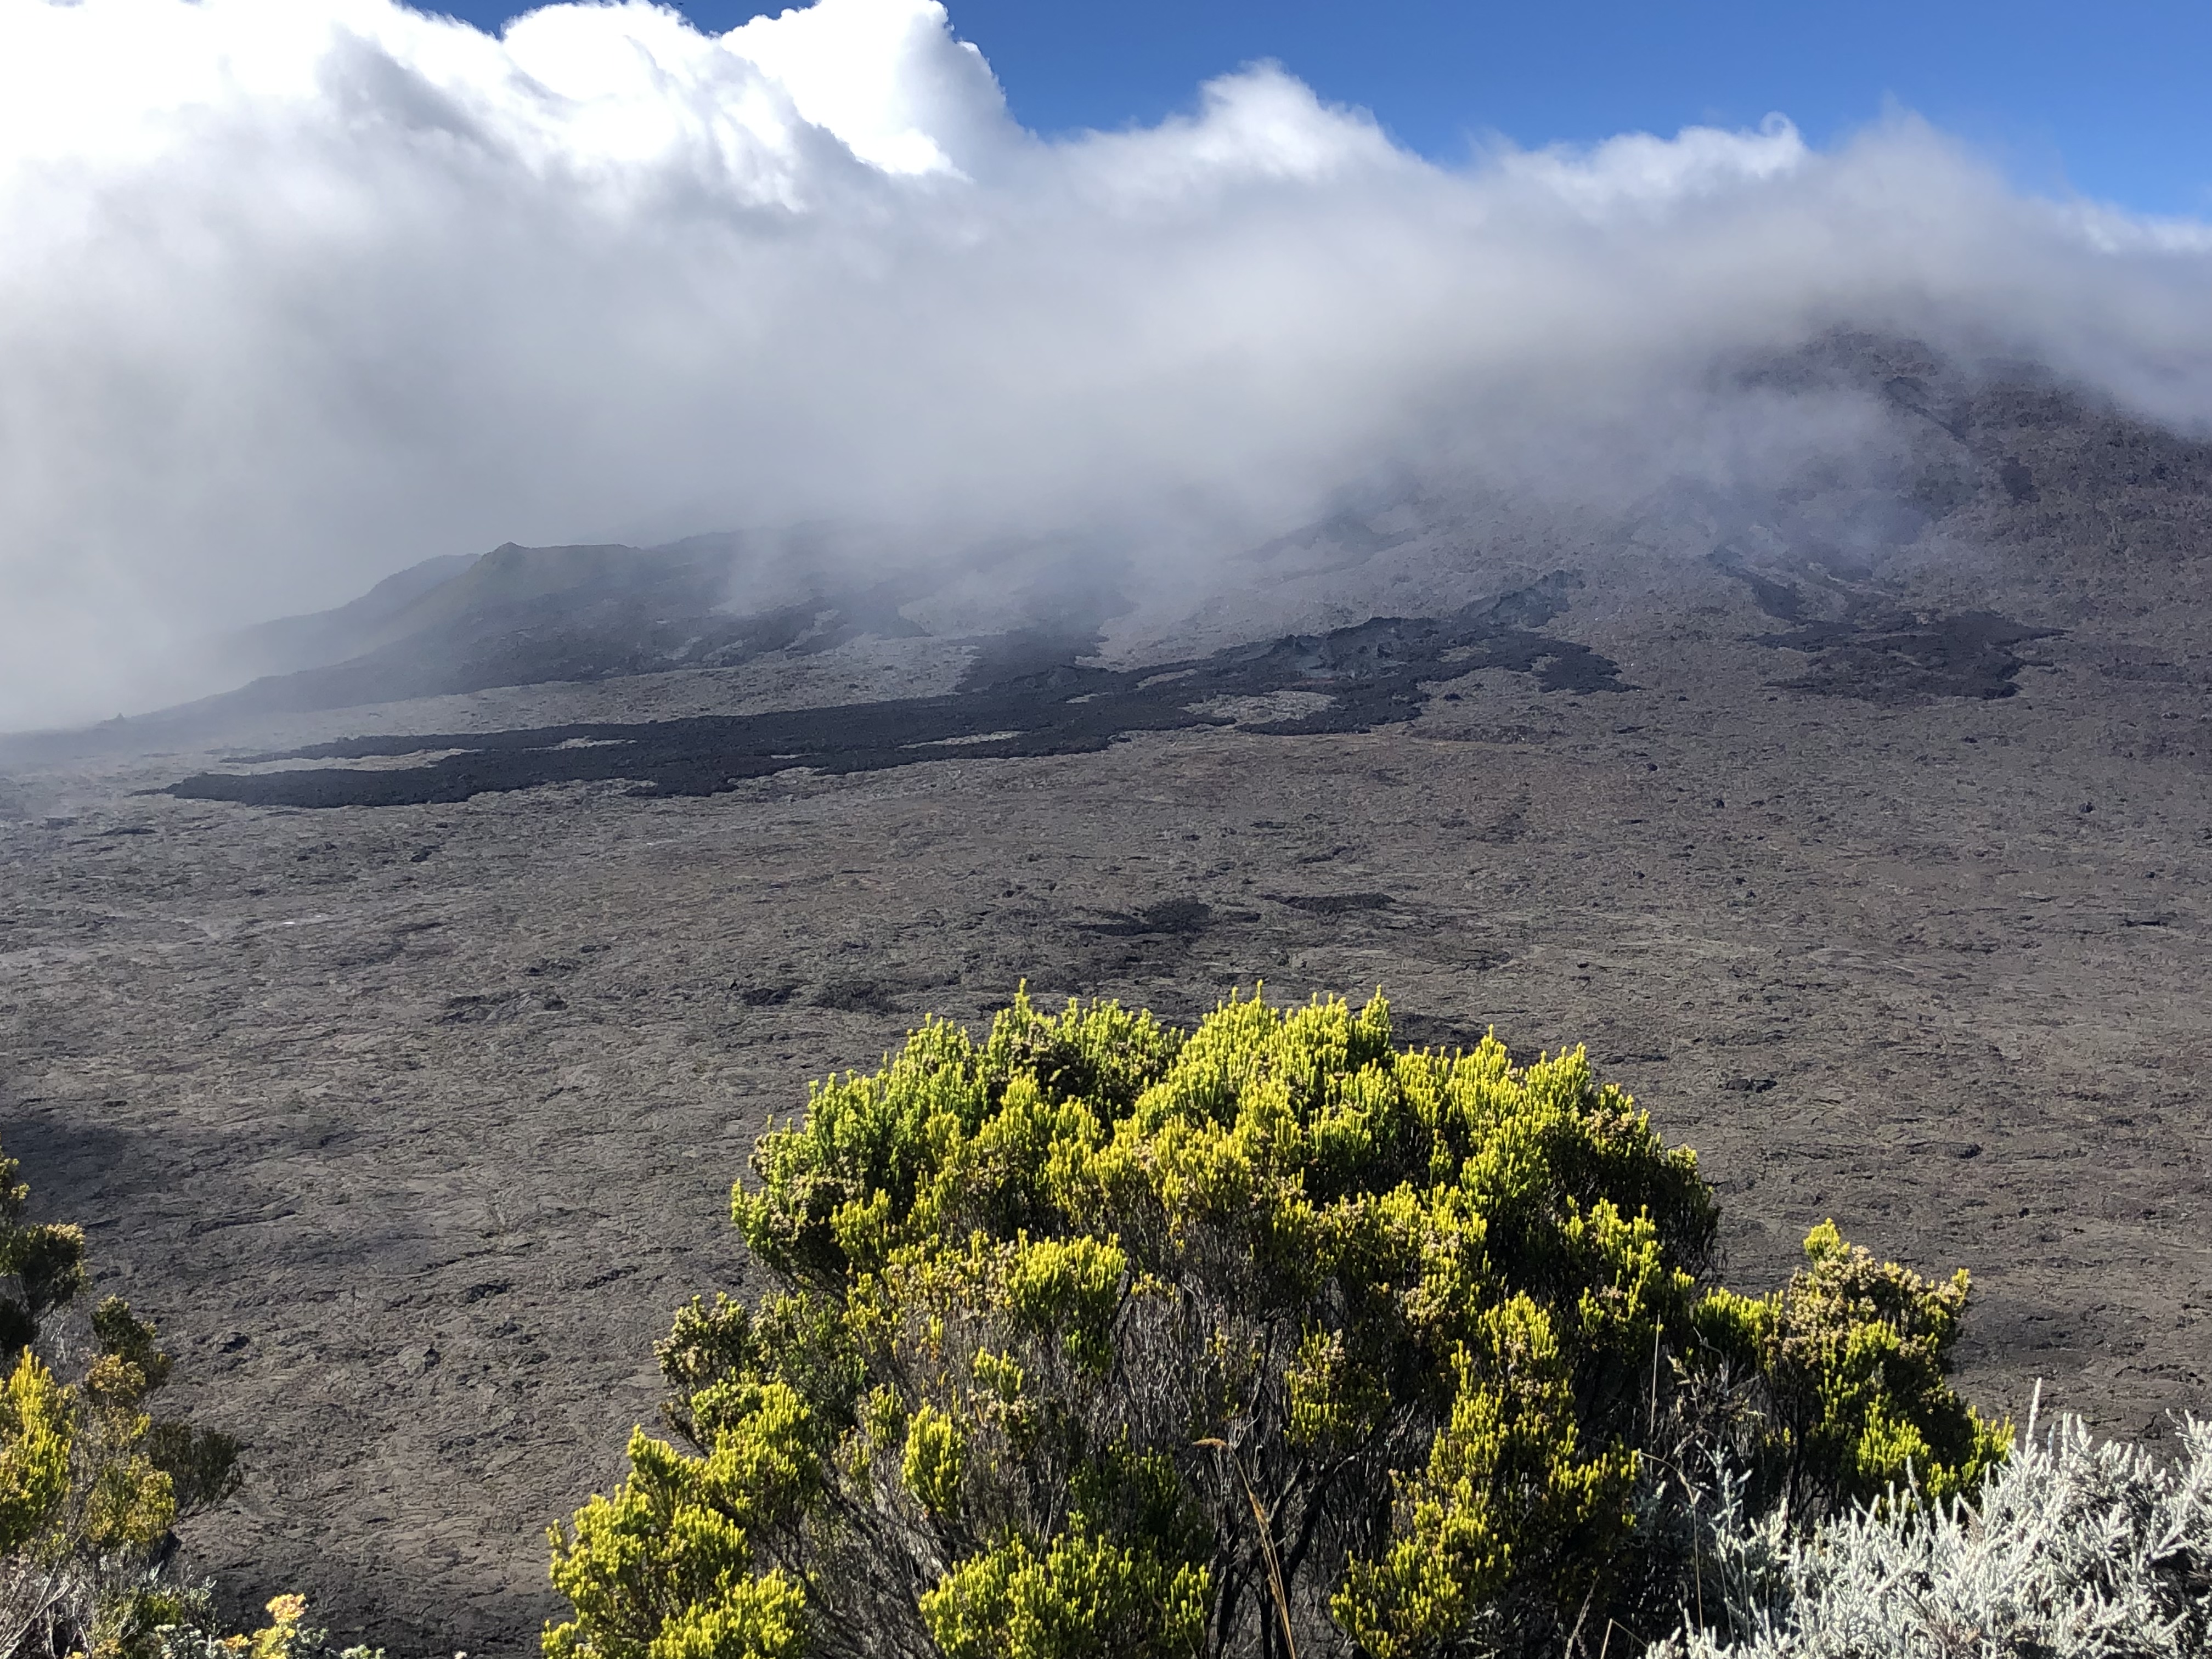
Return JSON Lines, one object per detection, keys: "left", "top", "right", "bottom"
{"left": 2, "top": 349, "right": 2210, "bottom": 1654}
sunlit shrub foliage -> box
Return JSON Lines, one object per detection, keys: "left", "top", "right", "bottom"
{"left": 1692, "top": 1222, "right": 2007, "bottom": 1513}
{"left": 549, "top": 990, "right": 2007, "bottom": 1658}
{"left": 0, "top": 1138, "right": 241, "bottom": 1659}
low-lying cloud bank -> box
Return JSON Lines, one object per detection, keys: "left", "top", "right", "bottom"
{"left": 2, "top": 0, "right": 2207, "bottom": 730}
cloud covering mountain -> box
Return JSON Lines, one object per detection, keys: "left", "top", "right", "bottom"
{"left": 2, "top": 0, "right": 2208, "bottom": 730}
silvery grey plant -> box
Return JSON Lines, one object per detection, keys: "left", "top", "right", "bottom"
{"left": 1656, "top": 1388, "right": 2212, "bottom": 1658}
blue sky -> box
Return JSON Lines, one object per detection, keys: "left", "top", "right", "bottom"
{"left": 433, "top": 0, "right": 2210, "bottom": 216}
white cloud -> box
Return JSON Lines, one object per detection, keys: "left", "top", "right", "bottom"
{"left": 0, "top": 0, "right": 2206, "bottom": 729}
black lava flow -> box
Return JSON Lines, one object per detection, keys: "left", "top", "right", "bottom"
{"left": 1709, "top": 553, "right": 2058, "bottom": 703}
{"left": 1756, "top": 610, "right": 2058, "bottom": 703}
{"left": 166, "top": 575, "right": 1622, "bottom": 809}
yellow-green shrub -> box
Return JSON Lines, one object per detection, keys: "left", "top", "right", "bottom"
{"left": 550, "top": 990, "right": 2004, "bottom": 1658}
{"left": 1694, "top": 1220, "right": 2009, "bottom": 1509}
{"left": 0, "top": 1351, "right": 73, "bottom": 1553}
{"left": 0, "top": 1138, "right": 241, "bottom": 1659}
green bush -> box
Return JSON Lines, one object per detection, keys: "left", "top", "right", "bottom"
{"left": 0, "top": 1138, "right": 242, "bottom": 1659}
{"left": 1693, "top": 1222, "right": 2006, "bottom": 1512}
{"left": 549, "top": 990, "right": 2007, "bottom": 1658}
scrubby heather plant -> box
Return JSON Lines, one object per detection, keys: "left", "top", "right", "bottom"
{"left": 1690, "top": 1222, "right": 2008, "bottom": 1514}
{"left": 1657, "top": 1401, "right": 2212, "bottom": 1658}
{"left": 548, "top": 990, "right": 2008, "bottom": 1659}
{"left": 0, "top": 1137, "right": 241, "bottom": 1659}
{"left": 155, "top": 1593, "right": 385, "bottom": 1659}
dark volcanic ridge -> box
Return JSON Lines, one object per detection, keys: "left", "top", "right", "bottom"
{"left": 166, "top": 574, "right": 1624, "bottom": 808}
{"left": 207, "top": 540, "right": 940, "bottom": 717}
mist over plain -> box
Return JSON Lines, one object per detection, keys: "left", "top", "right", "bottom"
{"left": 2, "top": 0, "right": 2208, "bottom": 732}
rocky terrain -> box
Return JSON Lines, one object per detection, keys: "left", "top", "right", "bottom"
{"left": 2, "top": 336, "right": 2209, "bottom": 1654}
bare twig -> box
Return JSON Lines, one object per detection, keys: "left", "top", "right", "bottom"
{"left": 1198, "top": 1438, "right": 1297, "bottom": 1659}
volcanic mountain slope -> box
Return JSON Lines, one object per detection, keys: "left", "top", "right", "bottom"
{"left": 199, "top": 538, "right": 938, "bottom": 717}
{"left": 103, "top": 330, "right": 2206, "bottom": 751}
{"left": 0, "top": 336, "right": 2208, "bottom": 1654}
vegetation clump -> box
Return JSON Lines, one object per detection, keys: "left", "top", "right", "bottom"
{"left": 549, "top": 989, "right": 2008, "bottom": 1657}
{"left": 155, "top": 1593, "right": 385, "bottom": 1659}
{"left": 1659, "top": 1400, "right": 2212, "bottom": 1657}
{"left": 0, "top": 1138, "right": 241, "bottom": 1659}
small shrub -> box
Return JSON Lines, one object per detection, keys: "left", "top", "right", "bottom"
{"left": 156, "top": 1593, "right": 386, "bottom": 1659}
{"left": 549, "top": 990, "right": 2008, "bottom": 1658}
{"left": 1658, "top": 1400, "right": 2212, "bottom": 1657}
{"left": 0, "top": 1138, "right": 241, "bottom": 1659}
{"left": 1692, "top": 1222, "right": 2008, "bottom": 1513}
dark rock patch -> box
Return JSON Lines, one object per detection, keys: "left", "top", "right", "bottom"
{"left": 1471, "top": 806, "right": 1529, "bottom": 845}
{"left": 811, "top": 978, "right": 903, "bottom": 1014}
{"left": 1756, "top": 610, "right": 2058, "bottom": 704}
{"left": 437, "top": 992, "right": 524, "bottom": 1024}
{"left": 1442, "top": 947, "right": 1513, "bottom": 973}
{"left": 1267, "top": 893, "right": 1393, "bottom": 915}
{"left": 1709, "top": 553, "right": 2058, "bottom": 704}
{"left": 1388, "top": 1012, "right": 1501, "bottom": 1053}
{"left": 733, "top": 981, "right": 802, "bottom": 1007}
{"left": 1084, "top": 899, "right": 1215, "bottom": 938}
{"left": 1718, "top": 564, "right": 1806, "bottom": 622}
{"left": 954, "top": 624, "right": 1114, "bottom": 689}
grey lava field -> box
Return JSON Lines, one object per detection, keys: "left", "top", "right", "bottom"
{"left": 3, "top": 341, "right": 2210, "bottom": 1653}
